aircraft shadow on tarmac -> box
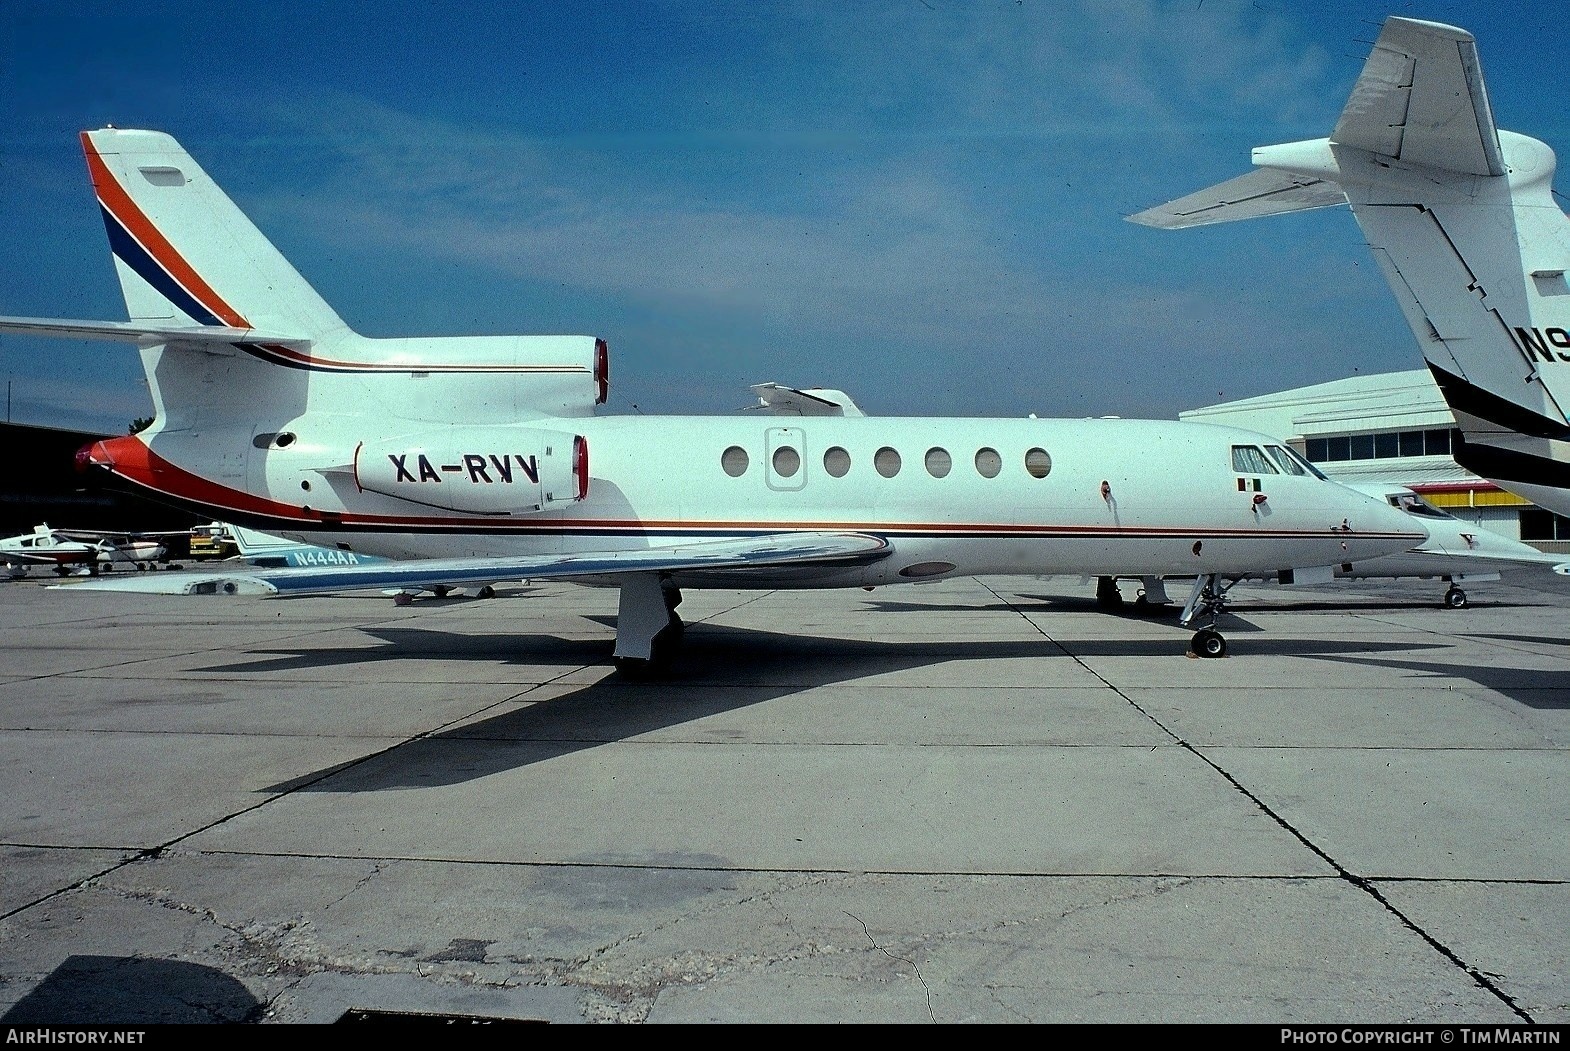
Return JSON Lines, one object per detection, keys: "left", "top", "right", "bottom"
{"left": 1307, "top": 653, "right": 1570, "bottom": 711}
{"left": 245, "top": 621, "right": 1450, "bottom": 794}
{"left": 0, "top": 954, "right": 262, "bottom": 1024}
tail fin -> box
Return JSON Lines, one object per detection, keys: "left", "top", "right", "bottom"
{"left": 1129, "top": 16, "right": 1570, "bottom": 512}
{"left": 82, "top": 128, "right": 350, "bottom": 343}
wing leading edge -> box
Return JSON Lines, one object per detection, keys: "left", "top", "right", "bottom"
{"left": 48, "top": 531, "right": 894, "bottom": 596}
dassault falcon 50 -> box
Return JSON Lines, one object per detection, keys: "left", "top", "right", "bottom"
{"left": 0, "top": 128, "right": 1423, "bottom": 670}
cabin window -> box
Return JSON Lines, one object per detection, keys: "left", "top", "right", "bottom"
{"left": 824, "top": 446, "right": 851, "bottom": 477}
{"left": 772, "top": 445, "right": 801, "bottom": 478}
{"left": 1024, "top": 448, "right": 1051, "bottom": 478}
{"left": 924, "top": 447, "right": 952, "bottom": 478}
{"left": 975, "top": 447, "right": 1002, "bottom": 478}
{"left": 874, "top": 447, "right": 902, "bottom": 478}
{"left": 1231, "top": 445, "right": 1278, "bottom": 474}
{"left": 721, "top": 445, "right": 749, "bottom": 477}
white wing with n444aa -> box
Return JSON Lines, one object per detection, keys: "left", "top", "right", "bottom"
{"left": 0, "top": 128, "right": 1425, "bottom": 670}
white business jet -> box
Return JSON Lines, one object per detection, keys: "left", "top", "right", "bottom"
{"left": 1130, "top": 14, "right": 1570, "bottom": 523}
{"left": 0, "top": 128, "right": 1423, "bottom": 670}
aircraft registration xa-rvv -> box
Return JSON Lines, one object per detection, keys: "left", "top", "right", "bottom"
{"left": 1131, "top": 14, "right": 1570, "bottom": 522}
{"left": 0, "top": 128, "right": 1425, "bottom": 671}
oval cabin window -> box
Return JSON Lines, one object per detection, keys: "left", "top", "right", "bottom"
{"left": 975, "top": 447, "right": 1002, "bottom": 478}
{"left": 721, "top": 445, "right": 750, "bottom": 477}
{"left": 1024, "top": 447, "right": 1051, "bottom": 478}
{"left": 925, "top": 448, "right": 952, "bottom": 478}
{"left": 772, "top": 445, "right": 801, "bottom": 478}
{"left": 874, "top": 447, "right": 902, "bottom": 478}
{"left": 823, "top": 446, "right": 851, "bottom": 477}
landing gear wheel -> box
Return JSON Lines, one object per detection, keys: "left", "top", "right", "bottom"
{"left": 1190, "top": 628, "right": 1227, "bottom": 659}
{"left": 1444, "top": 586, "right": 1468, "bottom": 609}
{"left": 431, "top": 584, "right": 453, "bottom": 598}
{"left": 476, "top": 585, "right": 496, "bottom": 599}
{"left": 1096, "top": 576, "right": 1124, "bottom": 609}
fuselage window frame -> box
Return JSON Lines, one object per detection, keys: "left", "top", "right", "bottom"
{"left": 721, "top": 445, "right": 750, "bottom": 478}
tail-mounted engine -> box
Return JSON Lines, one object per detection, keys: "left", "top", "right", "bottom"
{"left": 355, "top": 427, "right": 588, "bottom": 514}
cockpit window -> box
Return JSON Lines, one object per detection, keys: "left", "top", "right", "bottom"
{"left": 1266, "top": 444, "right": 1327, "bottom": 480}
{"left": 1388, "top": 492, "right": 1451, "bottom": 518}
{"left": 1266, "top": 445, "right": 1307, "bottom": 475}
{"left": 1231, "top": 445, "right": 1278, "bottom": 474}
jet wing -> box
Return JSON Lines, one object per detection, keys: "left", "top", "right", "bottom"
{"left": 745, "top": 382, "right": 867, "bottom": 417}
{"left": 47, "top": 531, "right": 893, "bottom": 596}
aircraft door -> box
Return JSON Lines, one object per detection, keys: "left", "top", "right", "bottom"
{"left": 765, "top": 427, "right": 807, "bottom": 492}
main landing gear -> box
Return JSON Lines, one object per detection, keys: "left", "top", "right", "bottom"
{"left": 1097, "top": 576, "right": 1172, "bottom": 614}
{"left": 1180, "top": 573, "right": 1236, "bottom": 659}
{"left": 611, "top": 573, "right": 685, "bottom": 679}
{"left": 1444, "top": 584, "right": 1468, "bottom": 609}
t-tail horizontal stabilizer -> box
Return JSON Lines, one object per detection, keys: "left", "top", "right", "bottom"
{"left": 0, "top": 316, "right": 310, "bottom": 349}
{"left": 1129, "top": 15, "right": 1570, "bottom": 516}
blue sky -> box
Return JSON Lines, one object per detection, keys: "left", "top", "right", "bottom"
{"left": 3, "top": 0, "right": 1568, "bottom": 434}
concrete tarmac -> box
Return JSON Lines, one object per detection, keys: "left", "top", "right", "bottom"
{"left": 0, "top": 566, "right": 1566, "bottom": 1025}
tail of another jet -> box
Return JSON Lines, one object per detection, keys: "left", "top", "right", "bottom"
{"left": 1130, "top": 16, "right": 1570, "bottom": 514}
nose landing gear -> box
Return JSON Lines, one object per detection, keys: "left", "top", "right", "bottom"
{"left": 1180, "top": 573, "right": 1235, "bottom": 658}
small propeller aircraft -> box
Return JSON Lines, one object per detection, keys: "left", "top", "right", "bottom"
{"left": 0, "top": 127, "right": 1428, "bottom": 669}
{"left": 1130, "top": 14, "right": 1570, "bottom": 523}
{"left": 0, "top": 523, "right": 176, "bottom": 576}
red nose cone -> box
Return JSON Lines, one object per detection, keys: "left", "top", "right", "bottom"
{"left": 74, "top": 443, "right": 96, "bottom": 473}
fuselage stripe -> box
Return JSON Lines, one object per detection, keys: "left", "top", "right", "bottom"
{"left": 97, "top": 443, "right": 1425, "bottom": 545}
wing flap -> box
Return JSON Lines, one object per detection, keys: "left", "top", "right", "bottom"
{"left": 48, "top": 531, "right": 893, "bottom": 597}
